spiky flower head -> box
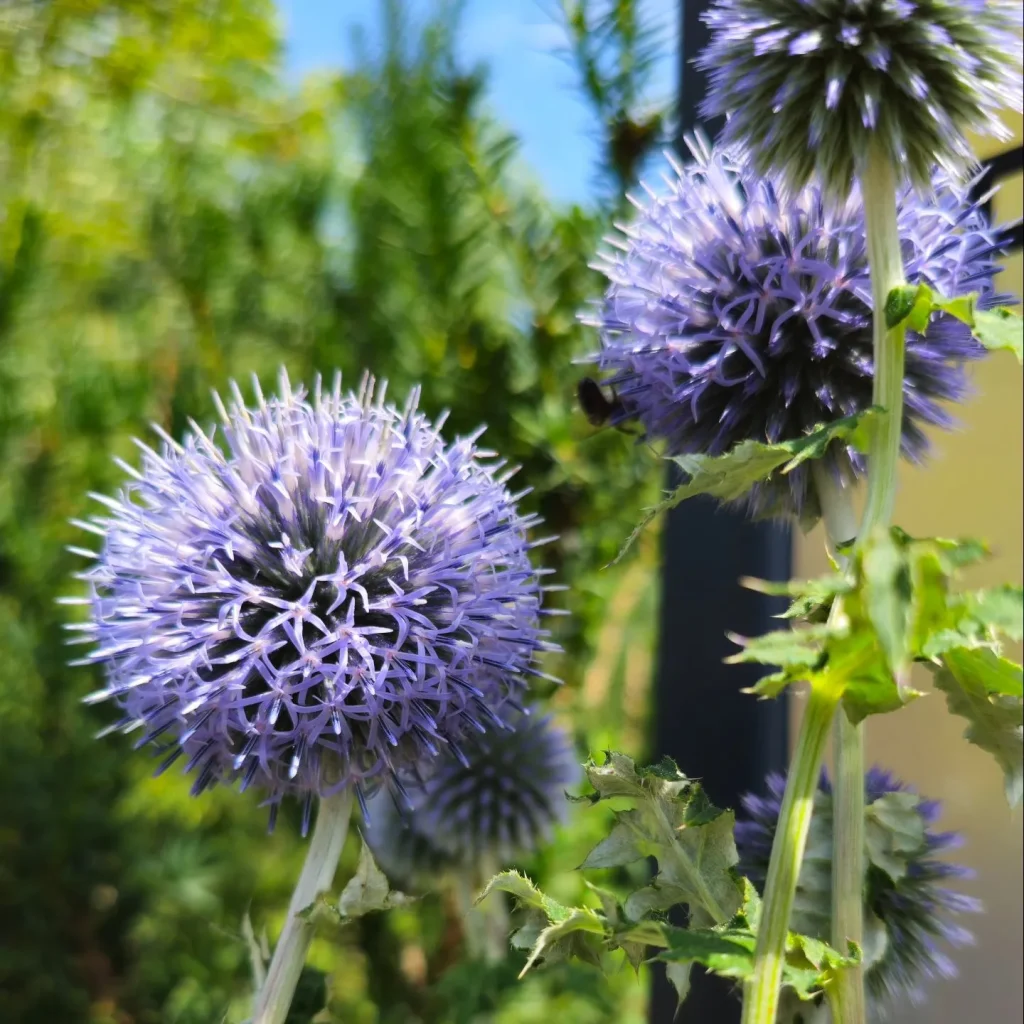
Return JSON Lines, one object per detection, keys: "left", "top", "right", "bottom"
{"left": 583, "top": 136, "right": 1011, "bottom": 522}
{"left": 69, "top": 370, "right": 558, "bottom": 827}
{"left": 736, "top": 768, "right": 980, "bottom": 1013}
{"left": 365, "top": 710, "right": 578, "bottom": 885}
{"left": 698, "top": 0, "right": 1023, "bottom": 198}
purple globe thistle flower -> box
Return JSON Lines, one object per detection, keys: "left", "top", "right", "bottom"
{"left": 67, "top": 370, "right": 560, "bottom": 828}
{"left": 736, "top": 768, "right": 981, "bottom": 1013}
{"left": 582, "top": 136, "right": 1012, "bottom": 522}
{"left": 698, "top": 0, "right": 1023, "bottom": 198}
{"left": 365, "top": 710, "right": 579, "bottom": 886}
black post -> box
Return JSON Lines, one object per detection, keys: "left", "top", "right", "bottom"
{"left": 647, "top": 5, "right": 793, "bottom": 1022}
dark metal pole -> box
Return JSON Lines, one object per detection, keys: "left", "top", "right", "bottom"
{"left": 647, "top": 5, "right": 793, "bottom": 1022}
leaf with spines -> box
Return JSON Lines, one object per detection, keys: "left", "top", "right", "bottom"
{"left": 576, "top": 752, "right": 742, "bottom": 928}
{"left": 931, "top": 648, "right": 1023, "bottom": 806}
{"left": 621, "top": 881, "right": 859, "bottom": 1004}
{"left": 740, "top": 573, "right": 851, "bottom": 623}
{"left": 886, "top": 284, "right": 1023, "bottom": 364}
{"left": 614, "top": 411, "right": 880, "bottom": 561}
{"left": 732, "top": 529, "right": 1015, "bottom": 725}
{"left": 477, "top": 871, "right": 607, "bottom": 975}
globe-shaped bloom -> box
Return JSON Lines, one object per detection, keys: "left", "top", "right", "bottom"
{"left": 582, "top": 136, "right": 1011, "bottom": 521}
{"left": 69, "top": 370, "right": 558, "bottom": 825}
{"left": 698, "top": 0, "right": 1023, "bottom": 198}
{"left": 736, "top": 769, "right": 980, "bottom": 1013}
{"left": 365, "top": 710, "right": 578, "bottom": 885}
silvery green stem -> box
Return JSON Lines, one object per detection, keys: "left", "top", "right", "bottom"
{"left": 828, "top": 143, "right": 907, "bottom": 1024}
{"left": 252, "top": 790, "right": 354, "bottom": 1024}
{"left": 860, "top": 144, "right": 906, "bottom": 535}
{"left": 742, "top": 685, "right": 840, "bottom": 1024}
{"left": 831, "top": 708, "right": 866, "bottom": 1024}
{"left": 812, "top": 466, "right": 858, "bottom": 557}
{"left": 814, "top": 462, "right": 866, "bottom": 1024}
{"left": 455, "top": 864, "right": 509, "bottom": 963}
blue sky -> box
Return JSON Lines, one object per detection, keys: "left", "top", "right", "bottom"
{"left": 276, "top": 0, "right": 676, "bottom": 204}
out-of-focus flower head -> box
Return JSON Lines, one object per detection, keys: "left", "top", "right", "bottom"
{"left": 582, "top": 135, "right": 1012, "bottom": 522}
{"left": 736, "top": 768, "right": 980, "bottom": 1013}
{"left": 365, "top": 710, "right": 578, "bottom": 885}
{"left": 69, "top": 370, "right": 559, "bottom": 830}
{"left": 698, "top": 0, "right": 1023, "bottom": 198}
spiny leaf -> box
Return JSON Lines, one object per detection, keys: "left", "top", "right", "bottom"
{"left": 477, "top": 870, "right": 574, "bottom": 923}
{"left": 741, "top": 572, "right": 850, "bottom": 623}
{"left": 932, "top": 648, "right": 1023, "bottom": 806}
{"left": 520, "top": 907, "right": 607, "bottom": 976}
{"left": 660, "top": 808, "right": 742, "bottom": 929}
{"left": 663, "top": 961, "right": 692, "bottom": 1014}
{"left": 579, "top": 809, "right": 648, "bottom": 869}
{"left": 614, "top": 411, "right": 879, "bottom": 562}
{"left": 648, "top": 922, "right": 858, "bottom": 1003}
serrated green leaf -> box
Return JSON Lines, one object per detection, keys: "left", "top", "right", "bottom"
{"left": 335, "top": 841, "right": 413, "bottom": 919}
{"left": 581, "top": 751, "right": 647, "bottom": 800}
{"left": 859, "top": 528, "right": 913, "bottom": 676}
{"left": 930, "top": 291, "right": 978, "bottom": 332}
{"left": 962, "top": 586, "right": 1024, "bottom": 643}
{"left": 477, "top": 870, "right": 573, "bottom": 923}
{"left": 520, "top": 907, "right": 608, "bottom": 976}
{"left": 933, "top": 648, "right": 1023, "bottom": 806}
{"left": 741, "top": 573, "right": 850, "bottom": 623}
{"left": 864, "top": 792, "right": 926, "bottom": 882}
{"left": 727, "top": 625, "right": 831, "bottom": 675}
{"left": 580, "top": 809, "right": 647, "bottom": 869}
{"left": 664, "top": 961, "right": 692, "bottom": 1014}
{"left": 651, "top": 922, "right": 858, "bottom": 1003}
{"left": 973, "top": 307, "right": 1023, "bottom": 363}
{"left": 638, "top": 755, "right": 688, "bottom": 782}
{"left": 614, "top": 411, "right": 879, "bottom": 562}
{"left": 660, "top": 809, "right": 742, "bottom": 929}
{"left": 622, "top": 882, "right": 689, "bottom": 922}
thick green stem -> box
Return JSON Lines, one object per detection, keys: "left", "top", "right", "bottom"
{"left": 252, "top": 790, "right": 354, "bottom": 1024}
{"left": 813, "top": 464, "right": 867, "bottom": 1024}
{"left": 859, "top": 145, "right": 906, "bottom": 536}
{"left": 742, "top": 686, "right": 839, "bottom": 1024}
{"left": 831, "top": 709, "right": 866, "bottom": 1023}
{"left": 827, "top": 144, "right": 907, "bottom": 1024}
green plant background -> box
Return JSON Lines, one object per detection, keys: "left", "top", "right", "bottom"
{"left": 0, "top": 2, "right": 671, "bottom": 1021}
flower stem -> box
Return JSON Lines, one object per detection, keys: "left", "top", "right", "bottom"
{"left": 860, "top": 144, "right": 906, "bottom": 536}
{"left": 742, "top": 685, "right": 840, "bottom": 1024}
{"left": 827, "top": 143, "right": 907, "bottom": 1024}
{"left": 813, "top": 463, "right": 866, "bottom": 1024}
{"left": 252, "top": 789, "right": 354, "bottom": 1024}
{"left": 455, "top": 863, "right": 510, "bottom": 963}
{"left": 831, "top": 709, "right": 866, "bottom": 1024}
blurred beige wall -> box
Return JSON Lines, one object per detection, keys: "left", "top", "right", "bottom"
{"left": 793, "top": 133, "right": 1024, "bottom": 1022}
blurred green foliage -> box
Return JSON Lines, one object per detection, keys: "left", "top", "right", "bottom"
{"left": 0, "top": 1, "right": 666, "bottom": 1020}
